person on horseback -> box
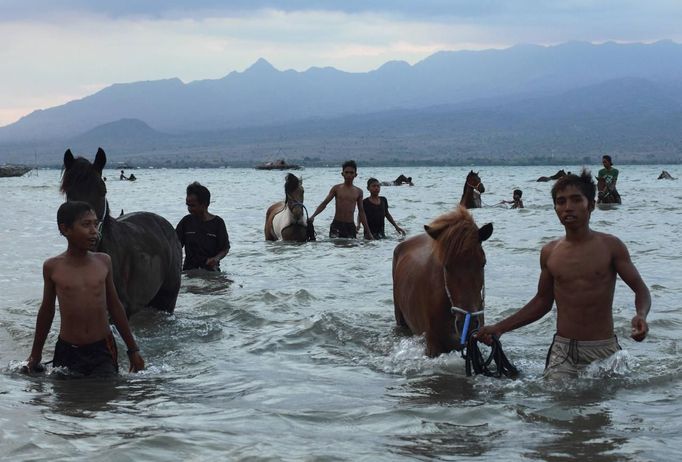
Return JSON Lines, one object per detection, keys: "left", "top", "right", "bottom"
{"left": 597, "top": 155, "right": 621, "bottom": 204}
{"left": 176, "top": 182, "right": 230, "bottom": 271}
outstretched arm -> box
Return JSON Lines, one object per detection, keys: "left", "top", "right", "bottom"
{"left": 612, "top": 237, "right": 650, "bottom": 341}
{"left": 476, "top": 244, "right": 555, "bottom": 344}
{"left": 385, "top": 209, "right": 405, "bottom": 236}
{"left": 25, "top": 261, "right": 57, "bottom": 372}
{"left": 104, "top": 256, "right": 145, "bottom": 372}
{"left": 308, "top": 187, "right": 336, "bottom": 222}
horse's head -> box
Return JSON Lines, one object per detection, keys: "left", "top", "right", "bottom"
{"left": 284, "top": 173, "right": 305, "bottom": 221}
{"left": 424, "top": 206, "right": 493, "bottom": 349}
{"left": 465, "top": 170, "right": 485, "bottom": 194}
{"left": 61, "top": 148, "right": 108, "bottom": 220}
{"left": 552, "top": 169, "right": 567, "bottom": 180}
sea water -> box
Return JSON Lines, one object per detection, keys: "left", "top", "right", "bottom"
{"left": 1, "top": 165, "right": 680, "bottom": 460}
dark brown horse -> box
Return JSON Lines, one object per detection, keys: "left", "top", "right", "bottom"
{"left": 460, "top": 170, "right": 485, "bottom": 208}
{"left": 61, "top": 148, "right": 182, "bottom": 317}
{"left": 264, "top": 173, "right": 313, "bottom": 242}
{"left": 381, "top": 174, "right": 414, "bottom": 186}
{"left": 536, "top": 169, "right": 567, "bottom": 182}
{"left": 392, "top": 206, "right": 493, "bottom": 357}
{"left": 597, "top": 176, "right": 621, "bottom": 204}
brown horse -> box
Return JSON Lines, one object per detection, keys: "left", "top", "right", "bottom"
{"left": 392, "top": 206, "right": 493, "bottom": 357}
{"left": 536, "top": 169, "right": 567, "bottom": 182}
{"left": 264, "top": 173, "right": 313, "bottom": 242}
{"left": 459, "top": 170, "right": 485, "bottom": 208}
{"left": 597, "top": 176, "right": 621, "bottom": 204}
{"left": 61, "top": 148, "right": 182, "bottom": 317}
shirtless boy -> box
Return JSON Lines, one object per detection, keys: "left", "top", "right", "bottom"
{"left": 24, "top": 201, "right": 144, "bottom": 376}
{"left": 476, "top": 170, "right": 650, "bottom": 379}
{"left": 308, "top": 160, "right": 373, "bottom": 239}
{"left": 500, "top": 189, "right": 524, "bottom": 209}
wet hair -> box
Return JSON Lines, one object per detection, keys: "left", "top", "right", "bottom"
{"left": 186, "top": 181, "right": 210, "bottom": 206}
{"left": 57, "top": 201, "right": 94, "bottom": 229}
{"left": 367, "top": 177, "right": 380, "bottom": 189}
{"left": 342, "top": 160, "right": 357, "bottom": 172}
{"left": 551, "top": 168, "right": 596, "bottom": 204}
{"left": 602, "top": 154, "right": 613, "bottom": 164}
{"left": 513, "top": 189, "right": 522, "bottom": 197}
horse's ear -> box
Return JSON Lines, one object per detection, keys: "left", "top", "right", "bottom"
{"left": 94, "top": 147, "right": 107, "bottom": 171}
{"left": 424, "top": 224, "right": 443, "bottom": 240}
{"left": 479, "top": 223, "right": 493, "bottom": 242}
{"left": 64, "top": 149, "right": 75, "bottom": 169}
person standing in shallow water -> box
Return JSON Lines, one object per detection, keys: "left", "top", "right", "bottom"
{"left": 307, "top": 160, "right": 373, "bottom": 239}
{"left": 358, "top": 178, "right": 406, "bottom": 239}
{"left": 24, "top": 201, "right": 144, "bottom": 376}
{"left": 176, "top": 182, "right": 230, "bottom": 271}
{"left": 476, "top": 169, "right": 650, "bottom": 380}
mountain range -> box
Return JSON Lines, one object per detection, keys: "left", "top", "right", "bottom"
{"left": 2, "top": 40, "right": 682, "bottom": 166}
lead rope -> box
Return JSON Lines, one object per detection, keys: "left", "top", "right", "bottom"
{"left": 462, "top": 333, "right": 519, "bottom": 378}
{"left": 444, "top": 268, "right": 518, "bottom": 378}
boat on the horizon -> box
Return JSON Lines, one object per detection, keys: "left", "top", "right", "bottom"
{"left": 255, "top": 159, "right": 302, "bottom": 170}
{"left": 0, "top": 165, "right": 32, "bottom": 178}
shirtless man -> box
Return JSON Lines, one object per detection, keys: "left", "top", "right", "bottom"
{"left": 307, "top": 160, "right": 373, "bottom": 239}
{"left": 24, "top": 201, "right": 145, "bottom": 376}
{"left": 476, "top": 170, "right": 650, "bottom": 379}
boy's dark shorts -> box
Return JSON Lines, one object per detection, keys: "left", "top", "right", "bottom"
{"left": 53, "top": 334, "right": 119, "bottom": 377}
{"left": 329, "top": 220, "right": 357, "bottom": 239}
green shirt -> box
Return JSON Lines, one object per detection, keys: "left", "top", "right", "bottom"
{"left": 598, "top": 167, "right": 619, "bottom": 187}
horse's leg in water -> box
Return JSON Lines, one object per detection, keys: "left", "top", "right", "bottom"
{"left": 264, "top": 203, "right": 283, "bottom": 241}
{"left": 148, "top": 274, "right": 180, "bottom": 314}
{"left": 394, "top": 303, "right": 407, "bottom": 327}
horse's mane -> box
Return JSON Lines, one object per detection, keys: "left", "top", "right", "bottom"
{"left": 427, "top": 206, "right": 482, "bottom": 264}
{"left": 60, "top": 157, "right": 106, "bottom": 196}
{"left": 284, "top": 173, "right": 301, "bottom": 200}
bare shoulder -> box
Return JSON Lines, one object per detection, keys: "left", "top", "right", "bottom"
{"left": 91, "top": 251, "right": 112, "bottom": 267}
{"left": 593, "top": 231, "right": 629, "bottom": 255}
{"left": 593, "top": 230, "right": 625, "bottom": 247}
{"left": 43, "top": 254, "right": 64, "bottom": 271}
{"left": 541, "top": 238, "right": 561, "bottom": 255}
{"left": 354, "top": 185, "right": 363, "bottom": 197}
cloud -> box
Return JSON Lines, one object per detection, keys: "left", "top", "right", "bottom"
{"left": 1, "top": 0, "right": 680, "bottom": 23}
{"left": 1, "top": 1, "right": 682, "bottom": 126}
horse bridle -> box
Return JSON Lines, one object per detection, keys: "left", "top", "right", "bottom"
{"left": 466, "top": 180, "right": 481, "bottom": 190}
{"left": 443, "top": 267, "right": 485, "bottom": 346}
{"left": 279, "top": 195, "right": 310, "bottom": 233}
{"left": 94, "top": 197, "right": 108, "bottom": 248}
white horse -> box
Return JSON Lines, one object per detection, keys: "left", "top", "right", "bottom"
{"left": 264, "top": 174, "right": 313, "bottom": 242}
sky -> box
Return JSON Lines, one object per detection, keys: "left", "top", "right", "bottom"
{"left": 1, "top": 1, "right": 681, "bottom": 127}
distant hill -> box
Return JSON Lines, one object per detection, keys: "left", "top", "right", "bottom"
{"left": 2, "top": 41, "right": 682, "bottom": 165}
{"left": 67, "top": 118, "right": 171, "bottom": 152}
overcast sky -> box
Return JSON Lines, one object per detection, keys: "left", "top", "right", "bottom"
{"left": 1, "top": 1, "right": 681, "bottom": 127}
